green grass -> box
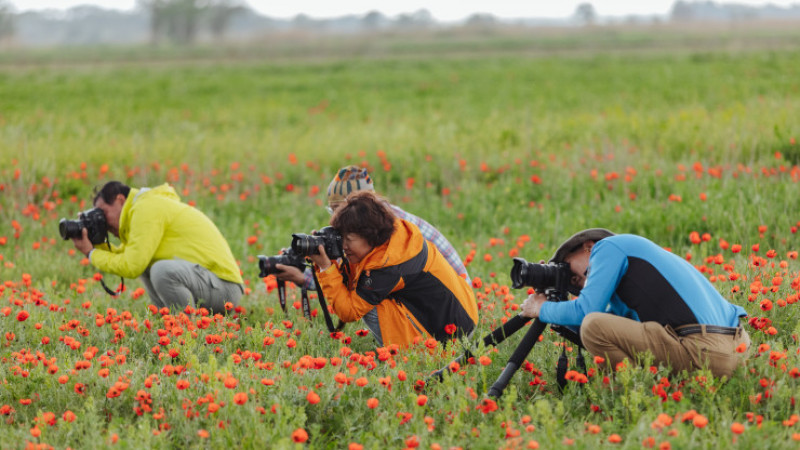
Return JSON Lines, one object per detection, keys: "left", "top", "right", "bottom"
{"left": 1, "top": 29, "right": 800, "bottom": 449}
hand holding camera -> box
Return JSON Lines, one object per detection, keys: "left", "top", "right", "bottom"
{"left": 59, "top": 207, "right": 110, "bottom": 257}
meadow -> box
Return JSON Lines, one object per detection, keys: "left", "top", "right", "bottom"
{"left": 1, "top": 26, "right": 800, "bottom": 449}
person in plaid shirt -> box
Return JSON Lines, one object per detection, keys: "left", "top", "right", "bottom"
{"left": 275, "top": 165, "right": 470, "bottom": 345}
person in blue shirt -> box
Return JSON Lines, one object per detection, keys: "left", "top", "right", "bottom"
{"left": 520, "top": 229, "right": 750, "bottom": 378}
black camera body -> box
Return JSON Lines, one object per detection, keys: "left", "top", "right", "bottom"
{"left": 59, "top": 207, "right": 108, "bottom": 245}
{"left": 510, "top": 257, "right": 573, "bottom": 295}
{"left": 258, "top": 248, "right": 306, "bottom": 278}
{"left": 291, "top": 226, "right": 344, "bottom": 260}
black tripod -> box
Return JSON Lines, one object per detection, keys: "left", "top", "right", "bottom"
{"left": 431, "top": 289, "right": 585, "bottom": 398}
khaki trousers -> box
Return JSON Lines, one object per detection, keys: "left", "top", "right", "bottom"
{"left": 580, "top": 312, "right": 750, "bottom": 378}
{"left": 141, "top": 258, "right": 243, "bottom": 315}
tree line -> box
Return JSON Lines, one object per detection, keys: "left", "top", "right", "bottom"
{"left": 2, "top": 0, "right": 800, "bottom": 47}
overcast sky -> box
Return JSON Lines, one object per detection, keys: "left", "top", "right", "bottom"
{"left": 9, "top": 0, "right": 800, "bottom": 21}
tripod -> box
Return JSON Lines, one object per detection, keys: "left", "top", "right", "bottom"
{"left": 431, "top": 290, "right": 585, "bottom": 398}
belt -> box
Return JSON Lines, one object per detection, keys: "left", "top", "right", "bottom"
{"left": 674, "top": 324, "right": 741, "bottom": 337}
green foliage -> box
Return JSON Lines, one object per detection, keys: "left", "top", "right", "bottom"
{"left": 1, "top": 35, "right": 800, "bottom": 449}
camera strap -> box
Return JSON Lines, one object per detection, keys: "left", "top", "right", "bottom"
{"left": 277, "top": 280, "right": 287, "bottom": 312}
{"left": 99, "top": 276, "right": 125, "bottom": 297}
{"left": 301, "top": 287, "right": 311, "bottom": 320}
{"left": 310, "top": 270, "right": 343, "bottom": 333}
{"left": 97, "top": 233, "right": 124, "bottom": 297}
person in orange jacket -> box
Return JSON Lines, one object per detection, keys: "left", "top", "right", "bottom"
{"left": 308, "top": 191, "right": 478, "bottom": 348}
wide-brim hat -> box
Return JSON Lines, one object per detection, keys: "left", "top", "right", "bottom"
{"left": 549, "top": 228, "right": 615, "bottom": 263}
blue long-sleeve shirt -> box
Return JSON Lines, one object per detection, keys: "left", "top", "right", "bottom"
{"left": 540, "top": 234, "right": 747, "bottom": 328}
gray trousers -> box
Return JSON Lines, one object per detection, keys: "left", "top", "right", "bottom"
{"left": 140, "top": 258, "right": 243, "bottom": 315}
{"left": 362, "top": 308, "right": 384, "bottom": 347}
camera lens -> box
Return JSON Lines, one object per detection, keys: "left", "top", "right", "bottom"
{"left": 58, "top": 218, "right": 83, "bottom": 240}
{"left": 291, "top": 234, "right": 324, "bottom": 257}
{"left": 510, "top": 258, "right": 570, "bottom": 292}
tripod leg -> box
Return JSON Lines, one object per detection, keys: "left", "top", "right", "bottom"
{"left": 428, "top": 314, "right": 530, "bottom": 382}
{"left": 488, "top": 319, "right": 548, "bottom": 398}
{"left": 482, "top": 314, "right": 530, "bottom": 347}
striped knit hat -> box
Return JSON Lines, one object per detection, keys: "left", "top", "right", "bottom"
{"left": 326, "top": 165, "right": 375, "bottom": 204}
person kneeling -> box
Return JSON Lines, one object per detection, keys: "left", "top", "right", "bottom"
{"left": 70, "top": 181, "right": 244, "bottom": 315}
{"left": 309, "top": 191, "right": 478, "bottom": 348}
{"left": 520, "top": 229, "right": 750, "bottom": 378}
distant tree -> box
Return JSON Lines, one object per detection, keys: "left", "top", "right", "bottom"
{"left": 574, "top": 2, "right": 597, "bottom": 25}
{"left": 395, "top": 9, "right": 433, "bottom": 30}
{"left": 206, "top": 0, "right": 245, "bottom": 40}
{"left": 0, "top": 0, "right": 14, "bottom": 42}
{"left": 464, "top": 13, "right": 497, "bottom": 29}
{"left": 362, "top": 10, "right": 384, "bottom": 30}
{"left": 670, "top": 1, "right": 694, "bottom": 22}
{"left": 292, "top": 13, "right": 316, "bottom": 30}
{"left": 138, "top": 0, "right": 204, "bottom": 45}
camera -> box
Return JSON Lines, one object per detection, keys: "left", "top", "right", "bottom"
{"left": 59, "top": 207, "right": 108, "bottom": 245}
{"left": 291, "top": 226, "right": 344, "bottom": 260}
{"left": 258, "top": 248, "right": 306, "bottom": 278}
{"left": 510, "top": 257, "right": 572, "bottom": 294}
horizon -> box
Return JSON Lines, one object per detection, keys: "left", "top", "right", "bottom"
{"left": 8, "top": 0, "right": 800, "bottom": 21}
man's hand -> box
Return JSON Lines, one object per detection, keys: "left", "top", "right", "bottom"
{"left": 275, "top": 264, "right": 305, "bottom": 285}
{"left": 309, "top": 245, "right": 331, "bottom": 272}
{"left": 520, "top": 292, "right": 547, "bottom": 319}
{"left": 71, "top": 228, "right": 94, "bottom": 258}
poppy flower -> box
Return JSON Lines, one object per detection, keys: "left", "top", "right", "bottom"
{"left": 233, "top": 392, "right": 247, "bottom": 405}
{"left": 478, "top": 398, "right": 498, "bottom": 414}
{"left": 291, "top": 428, "right": 309, "bottom": 443}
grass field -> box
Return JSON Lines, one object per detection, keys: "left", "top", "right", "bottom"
{"left": 1, "top": 26, "right": 800, "bottom": 449}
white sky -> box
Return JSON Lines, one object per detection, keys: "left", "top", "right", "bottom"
{"left": 10, "top": 0, "right": 800, "bottom": 21}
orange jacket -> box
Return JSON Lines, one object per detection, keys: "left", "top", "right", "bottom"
{"left": 316, "top": 219, "right": 478, "bottom": 347}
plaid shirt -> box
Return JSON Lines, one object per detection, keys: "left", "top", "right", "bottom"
{"left": 303, "top": 204, "right": 470, "bottom": 289}
{"left": 390, "top": 205, "right": 470, "bottom": 283}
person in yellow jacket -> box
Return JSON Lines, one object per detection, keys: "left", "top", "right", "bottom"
{"left": 309, "top": 191, "right": 478, "bottom": 347}
{"left": 70, "top": 181, "right": 243, "bottom": 314}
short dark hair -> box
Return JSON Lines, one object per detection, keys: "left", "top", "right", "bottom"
{"left": 330, "top": 191, "right": 396, "bottom": 247}
{"left": 93, "top": 181, "right": 131, "bottom": 205}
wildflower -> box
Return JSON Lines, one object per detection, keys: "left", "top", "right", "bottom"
{"left": 307, "top": 391, "right": 320, "bottom": 405}
{"left": 291, "top": 428, "right": 309, "bottom": 443}
{"left": 366, "top": 398, "right": 379, "bottom": 409}
{"left": 223, "top": 376, "right": 238, "bottom": 389}
{"left": 416, "top": 395, "right": 428, "bottom": 406}
{"left": 233, "top": 392, "right": 247, "bottom": 405}
{"left": 692, "top": 414, "right": 708, "bottom": 428}
{"left": 478, "top": 398, "right": 498, "bottom": 414}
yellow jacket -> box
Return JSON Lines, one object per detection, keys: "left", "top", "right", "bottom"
{"left": 316, "top": 219, "right": 478, "bottom": 347}
{"left": 90, "top": 184, "right": 243, "bottom": 285}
